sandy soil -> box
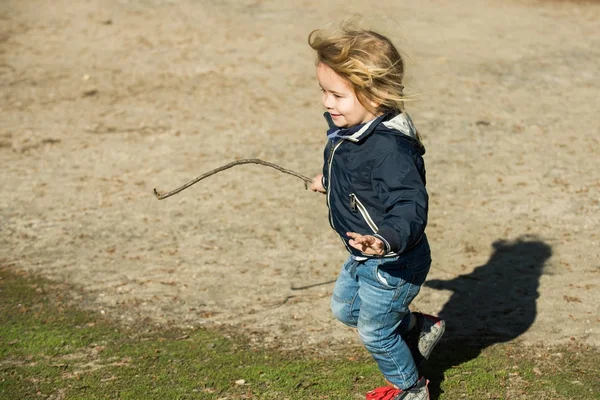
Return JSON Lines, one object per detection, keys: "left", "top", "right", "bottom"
{"left": 1, "top": 0, "right": 599, "bottom": 354}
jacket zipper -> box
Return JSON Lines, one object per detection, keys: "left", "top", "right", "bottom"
{"left": 326, "top": 140, "right": 352, "bottom": 253}
{"left": 349, "top": 193, "right": 379, "bottom": 233}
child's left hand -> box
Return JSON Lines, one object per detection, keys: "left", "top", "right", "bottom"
{"left": 346, "top": 232, "right": 385, "bottom": 255}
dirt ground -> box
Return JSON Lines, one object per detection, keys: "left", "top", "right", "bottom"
{"left": 1, "top": 0, "right": 599, "bottom": 354}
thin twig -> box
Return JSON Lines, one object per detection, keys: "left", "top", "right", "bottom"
{"left": 291, "top": 279, "right": 337, "bottom": 291}
{"left": 264, "top": 295, "right": 296, "bottom": 309}
{"left": 153, "top": 158, "right": 313, "bottom": 200}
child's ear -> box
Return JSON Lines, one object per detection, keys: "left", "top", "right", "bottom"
{"left": 367, "top": 89, "right": 384, "bottom": 112}
{"left": 357, "top": 91, "right": 381, "bottom": 114}
{"left": 367, "top": 96, "right": 383, "bottom": 115}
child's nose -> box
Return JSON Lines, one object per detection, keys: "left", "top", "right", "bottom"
{"left": 322, "top": 93, "right": 334, "bottom": 109}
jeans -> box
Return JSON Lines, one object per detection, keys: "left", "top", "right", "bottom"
{"left": 330, "top": 237, "right": 431, "bottom": 389}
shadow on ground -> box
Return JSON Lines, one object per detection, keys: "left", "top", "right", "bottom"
{"left": 422, "top": 235, "right": 553, "bottom": 399}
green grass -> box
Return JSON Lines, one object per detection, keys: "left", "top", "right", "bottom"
{"left": 1, "top": 265, "right": 599, "bottom": 399}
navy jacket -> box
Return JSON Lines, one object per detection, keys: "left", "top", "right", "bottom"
{"left": 321, "top": 111, "right": 428, "bottom": 258}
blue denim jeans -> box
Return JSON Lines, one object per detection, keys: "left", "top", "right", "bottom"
{"left": 330, "top": 237, "right": 431, "bottom": 389}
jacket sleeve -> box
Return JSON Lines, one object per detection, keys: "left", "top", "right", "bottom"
{"left": 370, "top": 150, "right": 428, "bottom": 254}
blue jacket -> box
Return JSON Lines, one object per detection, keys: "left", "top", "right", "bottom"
{"left": 321, "top": 111, "right": 428, "bottom": 258}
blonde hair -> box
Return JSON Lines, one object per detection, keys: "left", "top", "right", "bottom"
{"left": 308, "top": 23, "right": 408, "bottom": 115}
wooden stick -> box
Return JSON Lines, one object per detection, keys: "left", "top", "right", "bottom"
{"left": 153, "top": 158, "right": 313, "bottom": 200}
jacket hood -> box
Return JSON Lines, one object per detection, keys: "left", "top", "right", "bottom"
{"left": 382, "top": 112, "right": 425, "bottom": 155}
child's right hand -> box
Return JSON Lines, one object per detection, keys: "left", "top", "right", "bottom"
{"left": 311, "top": 174, "right": 326, "bottom": 194}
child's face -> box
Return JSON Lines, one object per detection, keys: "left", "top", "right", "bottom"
{"left": 316, "top": 63, "right": 378, "bottom": 128}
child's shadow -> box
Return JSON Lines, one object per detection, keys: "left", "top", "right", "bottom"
{"left": 422, "top": 235, "right": 552, "bottom": 399}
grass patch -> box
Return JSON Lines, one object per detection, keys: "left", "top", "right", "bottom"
{"left": 1, "top": 265, "right": 599, "bottom": 399}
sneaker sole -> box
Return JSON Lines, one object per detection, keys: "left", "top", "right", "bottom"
{"left": 421, "top": 319, "right": 446, "bottom": 360}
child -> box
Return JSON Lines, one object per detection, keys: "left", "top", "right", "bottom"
{"left": 308, "top": 24, "right": 445, "bottom": 400}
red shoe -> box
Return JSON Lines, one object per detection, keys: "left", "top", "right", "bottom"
{"left": 366, "top": 377, "right": 430, "bottom": 400}
{"left": 366, "top": 386, "right": 401, "bottom": 400}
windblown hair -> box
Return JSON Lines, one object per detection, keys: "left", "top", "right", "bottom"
{"left": 308, "top": 24, "right": 408, "bottom": 115}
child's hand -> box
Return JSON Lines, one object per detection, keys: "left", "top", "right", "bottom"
{"left": 310, "top": 174, "right": 326, "bottom": 193}
{"left": 347, "top": 232, "right": 385, "bottom": 255}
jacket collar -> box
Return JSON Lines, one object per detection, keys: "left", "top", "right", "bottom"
{"left": 324, "top": 111, "right": 424, "bottom": 153}
{"left": 324, "top": 112, "right": 389, "bottom": 143}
